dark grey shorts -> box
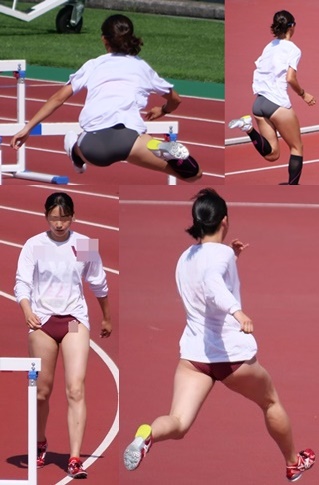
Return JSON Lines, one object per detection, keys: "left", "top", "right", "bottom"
{"left": 78, "top": 124, "right": 139, "bottom": 167}
{"left": 252, "top": 95, "right": 281, "bottom": 119}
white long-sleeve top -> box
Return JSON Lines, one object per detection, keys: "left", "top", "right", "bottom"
{"left": 68, "top": 53, "right": 173, "bottom": 134}
{"left": 252, "top": 39, "right": 301, "bottom": 108}
{"left": 175, "top": 242, "right": 257, "bottom": 363}
{"left": 14, "top": 231, "right": 108, "bottom": 330}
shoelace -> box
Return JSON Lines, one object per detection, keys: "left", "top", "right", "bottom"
{"left": 69, "top": 460, "right": 81, "bottom": 472}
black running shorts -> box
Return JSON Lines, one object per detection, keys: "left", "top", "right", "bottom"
{"left": 78, "top": 124, "right": 139, "bottom": 167}
{"left": 252, "top": 95, "right": 281, "bottom": 119}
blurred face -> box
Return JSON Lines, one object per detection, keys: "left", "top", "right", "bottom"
{"left": 46, "top": 206, "right": 73, "bottom": 241}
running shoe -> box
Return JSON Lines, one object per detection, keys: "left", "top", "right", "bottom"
{"left": 147, "top": 139, "right": 189, "bottom": 160}
{"left": 286, "top": 449, "right": 315, "bottom": 482}
{"left": 123, "top": 424, "right": 152, "bottom": 471}
{"left": 37, "top": 439, "right": 48, "bottom": 468}
{"left": 228, "top": 115, "right": 253, "bottom": 132}
{"left": 64, "top": 131, "right": 87, "bottom": 174}
{"left": 67, "top": 457, "right": 88, "bottom": 479}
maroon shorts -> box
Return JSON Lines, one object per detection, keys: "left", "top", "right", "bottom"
{"left": 189, "top": 360, "right": 245, "bottom": 381}
{"left": 41, "top": 315, "right": 79, "bottom": 344}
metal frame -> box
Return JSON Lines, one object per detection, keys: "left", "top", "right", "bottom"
{"left": 0, "top": 0, "right": 84, "bottom": 25}
{"left": 0, "top": 357, "right": 41, "bottom": 485}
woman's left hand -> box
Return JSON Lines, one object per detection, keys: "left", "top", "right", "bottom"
{"left": 145, "top": 106, "right": 164, "bottom": 121}
{"left": 100, "top": 319, "right": 112, "bottom": 338}
{"left": 230, "top": 239, "right": 249, "bottom": 258}
{"left": 303, "top": 92, "right": 316, "bottom": 106}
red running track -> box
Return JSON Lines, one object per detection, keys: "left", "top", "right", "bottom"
{"left": 0, "top": 77, "right": 224, "bottom": 186}
{"left": 119, "top": 185, "right": 319, "bottom": 485}
{"left": 225, "top": 0, "right": 319, "bottom": 185}
{"left": 0, "top": 185, "right": 118, "bottom": 485}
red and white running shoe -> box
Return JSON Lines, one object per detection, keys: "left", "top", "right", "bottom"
{"left": 37, "top": 439, "right": 48, "bottom": 468}
{"left": 67, "top": 457, "right": 88, "bottom": 479}
{"left": 286, "top": 449, "right": 315, "bottom": 482}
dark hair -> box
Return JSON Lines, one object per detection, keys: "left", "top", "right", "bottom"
{"left": 186, "top": 188, "right": 228, "bottom": 240}
{"left": 271, "top": 10, "right": 295, "bottom": 38}
{"left": 44, "top": 192, "right": 74, "bottom": 217}
{"left": 101, "top": 14, "right": 143, "bottom": 56}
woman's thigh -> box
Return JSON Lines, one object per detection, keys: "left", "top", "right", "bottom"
{"left": 61, "top": 323, "right": 90, "bottom": 388}
{"left": 127, "top": 134, "right": 169, "bottom": 172}
{"left": 28, "top": 330, "right": 59, "bottom": 394}
{"left": 270, "top": 107, "right": 303, "bottom": 154}
{"left": 169, "top": 360, "right": 214, "bottom": 430}
{"left": 222, "top": 357, "right": 279, "bottom": 408}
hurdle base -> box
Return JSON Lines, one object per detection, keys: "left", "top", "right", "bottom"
{"left": 12, "top": 171, "right": 69, "bottom": 184}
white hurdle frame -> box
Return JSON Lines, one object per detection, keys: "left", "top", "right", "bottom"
{"left": 0, "top": 59, "right": 178, "bottom": 185}
{"left": 0, "top": 357, "right": 41, "bottom": 485}
{"left": 0, "top": 59, "right": 69, "bottom": 184}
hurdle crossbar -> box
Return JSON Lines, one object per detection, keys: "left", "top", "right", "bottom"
{"left": 0, "top": 357, "right": 41, "bottom": 485}
{"left": 0, "top": 121, "right": 178, "bottom": 136}
{"left": 0, "top": 121, "right": 179, "bottom": 184}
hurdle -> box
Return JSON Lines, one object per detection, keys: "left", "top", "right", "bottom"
{"left": 0, "top": 357, "right": 41, "bottom": 485}
{"left": 0, "top": 60, "right": 69, "bottom": 184}
{"left": 0, "top": 59, "right": 178, "bottom": 185}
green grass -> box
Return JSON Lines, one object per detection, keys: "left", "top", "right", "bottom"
{"left": 0, "top": 4, "right": 224, "bottom": 82}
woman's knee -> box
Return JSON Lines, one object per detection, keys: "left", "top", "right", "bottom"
{"left": 66, "top": 383, "right": 85, "bottom": 403}
{"left": 170, "top": 415, "right": 191, "bottom": 439}
{"left": 37, "top": 384, "right": 53, "bottom": 402}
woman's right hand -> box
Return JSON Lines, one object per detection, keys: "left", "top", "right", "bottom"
{"left": 233, "top": 310, "right": 254, "bottom": 334}
{"left": 11, "top": 127, "right": 31, "bottom": 150}
{"left": 25, "top": 312, "right": 42, "bottom": 330}
{"left": 302, "top": 92, "right": 316, "bottom": 106}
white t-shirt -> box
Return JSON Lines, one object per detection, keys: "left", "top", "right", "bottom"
{"left": 14, "top": 231, "right": 108, "bottom": 330}
{"left": 175, "top": 242, "right": 257, "bottom": 363}
{"left": 68, "top": 53, "right": 173, "bottom": 133}
{"left": 252, "top": 39, "right": 301, "bottom": 108}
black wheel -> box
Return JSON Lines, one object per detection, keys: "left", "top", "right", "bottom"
{"left": 56, "top": 5, "right": 83, "bottom": 34}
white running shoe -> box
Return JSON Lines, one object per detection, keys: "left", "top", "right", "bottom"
{"left": 124, "top": 424, "right": 152, "bottom": 471}
{"left": 64, "top": 131, "right": 87, "bottom": 174}
{"left": 147, "top": 139, "right": 189, "bottom": 160}
{"left": 228, "top": 115, "right": 253, "bottom": 132}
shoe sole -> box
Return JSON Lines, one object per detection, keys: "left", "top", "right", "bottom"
{"left": 147, "top": 139, "right": 189, "bottom": 160}
{"left": 124, "top": 424, "right": 152, "bottom": 471}
{"left": 228, "top": 116, "right": 252, "bottom": 129}
{"left": 68, "top": 471, "right": 88, "bottom": 479}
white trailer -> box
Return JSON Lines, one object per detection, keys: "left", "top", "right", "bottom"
{"left": 0, "top": 0, "right": 85, "bottom": 32}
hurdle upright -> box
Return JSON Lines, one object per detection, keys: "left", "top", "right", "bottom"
{"left": 0, "top": 60, "right": 69, "bottom": 184}
{"left": 0, "top": 357, "right": 41, "bottom": 485}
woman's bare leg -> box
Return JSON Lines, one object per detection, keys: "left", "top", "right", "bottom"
{"left": 61, "top": 323, "right": 90, "bottom": 458}
{"left": 28, "top": 330, "right": 59, "bottom": 442}
{"left": 151, "top": 360, "right": 214, "bottom": 442}
{"left": 223, "top": 357, "right": 297, "bottom": 465}
{"left": 270, "top": 107, "right": 303, "bottom": 156}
